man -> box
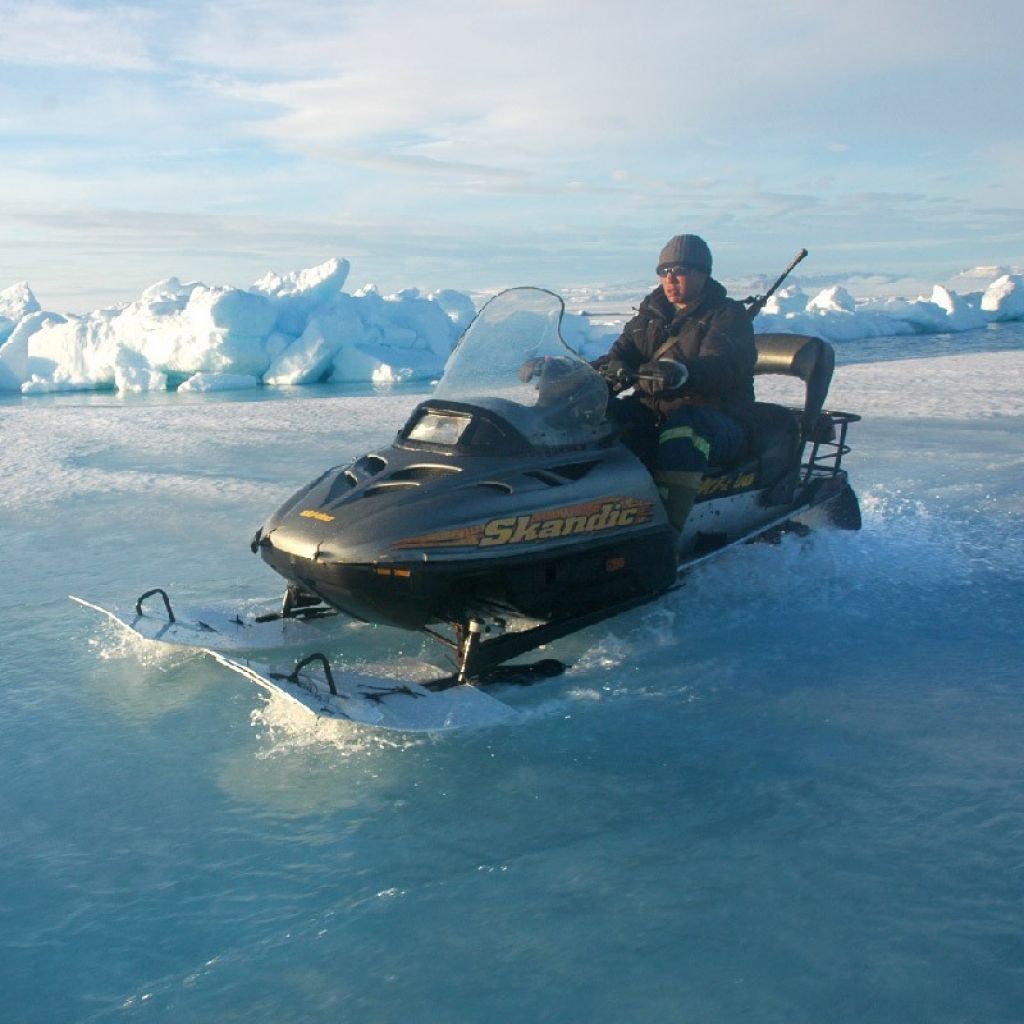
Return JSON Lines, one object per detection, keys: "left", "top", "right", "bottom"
{"left": 599, "top": 234, "right": 756, "bottom": 536}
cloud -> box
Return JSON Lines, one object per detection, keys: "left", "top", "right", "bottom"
{"left": 0, "top": 0, "right": 157, "bottom": 70}
{"left": 300, "top": 145, "right": 533, "bottom": 188}
{"left": 172, "top": 0, "right": 1024, "bottom": 157}
{"left": 2, "top": 0, "right": 1023, "bottom": 311}
{"left": 178, "top": 1, "right": 749, "bottom": 157}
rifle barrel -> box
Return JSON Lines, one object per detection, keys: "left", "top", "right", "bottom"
{"left": 766, "top": 248, "right": 808, "bottom": 300}
{"left": 747, "top": 247, "right": 809, "bottom": 318}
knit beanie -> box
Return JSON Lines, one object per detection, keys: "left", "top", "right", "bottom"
{"left": 657, "top": 234, "right": 712, "bottom": 274}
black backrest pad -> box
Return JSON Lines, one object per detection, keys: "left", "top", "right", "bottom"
{"left": 754, "top": 333, "right": 835, "bottom": 441}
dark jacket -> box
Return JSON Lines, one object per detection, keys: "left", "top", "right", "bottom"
{"left": 605, "top": 279, "right": 757, "bottom": 429}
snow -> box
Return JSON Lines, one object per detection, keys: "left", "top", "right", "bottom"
{"left": 761, "top": 349, "right": 1024, "bottom": 420}
{"left": 1, "top": 259, "right": 1023, "bottom": 395}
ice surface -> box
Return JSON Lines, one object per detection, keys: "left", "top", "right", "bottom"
{"left": 2, "top": 324, "right": 1023, "bottom": 1023}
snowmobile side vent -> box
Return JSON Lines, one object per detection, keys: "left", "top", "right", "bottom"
{"left": 327, "top": 473, "right": 358, "bottom": 502}
{"left": 523, "top": 460, "right": 600, "bottom": 486}
{"left": 388, "top": 464, "right": 462, "bottom": 482}
{"left": 362, "top": 480, "right": 421, "bottom": 496}
{"left": 548, "top": 460, "right": 600, "bottom": 481}
{"left": 526, "top": 469, "right": 568, "bottom": 486}
{"left": 477, "top": 481, "right": 514, "bottom": 494}
{"left": 348, "top": 457, "right": 400, "bottom": 485}
{"left": 354, "top": 454, "right": 388, "bottom": 475}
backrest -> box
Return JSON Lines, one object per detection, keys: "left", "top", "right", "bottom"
{"left": 754, "top": 333, "right": 835, "bottom": 443}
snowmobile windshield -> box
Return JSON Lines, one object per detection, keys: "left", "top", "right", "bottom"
{"left": 432, "top": 287, "right": 610, "bottom": 448}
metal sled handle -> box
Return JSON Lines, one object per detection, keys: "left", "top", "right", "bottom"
{"left": 135, "top": 588, "right": 176, "bottom": 623}
{"left": 288, "top": 653, "right": 340, "bottom": 697}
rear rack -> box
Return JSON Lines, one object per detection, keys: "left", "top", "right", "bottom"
{"left": 803, "top": 410, "right": 859, "bottom": 482}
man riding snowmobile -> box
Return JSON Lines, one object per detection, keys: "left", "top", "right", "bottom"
{"left": 596, "top": 234, "right": 756, "bottom": 536}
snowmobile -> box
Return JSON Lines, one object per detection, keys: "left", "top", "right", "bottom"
{"left": 249, "top": 286, "right": 861, "bottom": 686}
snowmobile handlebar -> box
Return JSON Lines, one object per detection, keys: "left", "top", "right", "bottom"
{"left": 598, "top": 358, "right": 688, "bottom": 392}
{"left": 597, "top": 359, "right": 632, "bottom": 390}
{"left": 636, "top": 359, "right": 688, "bottom": 390}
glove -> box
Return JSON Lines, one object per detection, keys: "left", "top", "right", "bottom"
{"left": 636, "top": 359, "right": 688, "bottom": 392}
{"left": 518, "top": 356, "right": 546, "bottom": 382}
{"left": 597, "top": 359, "right": 633, "bottom": 391}
{"left": 535, "top": 357, "right": 583, "bottom": 404}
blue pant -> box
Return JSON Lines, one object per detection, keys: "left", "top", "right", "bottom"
{"left": 609, "top": 396, "right": 747, "bottom": 473}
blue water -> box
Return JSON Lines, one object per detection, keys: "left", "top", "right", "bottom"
{"left": 2, "top": 326, "right": 1023, "bottom": 1022}
{"left": 833, "top": 320, "right": 1024, "bottom": 365}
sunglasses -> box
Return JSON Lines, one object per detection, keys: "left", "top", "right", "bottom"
{"left": 657, "top": 264, "right": 705, "bottom": 278}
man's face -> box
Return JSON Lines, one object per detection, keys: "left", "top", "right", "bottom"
{"left": 659, "top": 265, "right": 707, "bottom": 306}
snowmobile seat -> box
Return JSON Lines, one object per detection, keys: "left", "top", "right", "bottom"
{"left": 706, "top": 333, "right": 835, "bottom": 473}
{"left": 698, "top": 334, "right": 836, "bottom": 499}
{"left": 753, "top": 333, "right": 835, "bottom": 444}
{"left": 608, "top": 333, "right": 835, "bottom": 494}
{"left": 748, "top": 402, "right": 800, "bottom": 485}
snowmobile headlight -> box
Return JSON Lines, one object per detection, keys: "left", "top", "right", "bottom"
{"left": 407, "top": 410, "right": 472, "bottom": 446}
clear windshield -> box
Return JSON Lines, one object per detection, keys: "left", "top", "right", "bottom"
{"left": 433, "top": 287, "right": 610, "bottom": 447}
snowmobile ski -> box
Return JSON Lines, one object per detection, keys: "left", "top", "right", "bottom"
{"left": 204, "top": 650, "right": 520, "bottom": 732}
{"left": 70, "top": 588, "right": 340, "bottom": 654}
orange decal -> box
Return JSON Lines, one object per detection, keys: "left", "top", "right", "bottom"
{"left": 699, "top": 472, "right": 757, "bottom": 496}
{"left": 392, "top": 523, "right": 486, "bottom": 550}
{"left": 392, "top": 497, "right": 655, "bottom": 550}
{"left": 299, "top": 509, "right": 335, "bottom": 522}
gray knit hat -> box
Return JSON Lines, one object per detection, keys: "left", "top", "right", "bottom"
{"left": 657, "top": 234, "right": 712, "bottom": 275}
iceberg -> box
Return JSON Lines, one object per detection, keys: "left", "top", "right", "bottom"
{"left": 1, "top": 258, "right": 469, "bottom": 395}
{"left": 981, "top": 274, "right": 1024, "bottom": 320}
{"left": 2, "top": 257, "right": 1022, "bottom": 396}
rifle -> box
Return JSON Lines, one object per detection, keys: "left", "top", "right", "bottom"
{"left": 745, "top": 247, "right": 808, "bottom": 319}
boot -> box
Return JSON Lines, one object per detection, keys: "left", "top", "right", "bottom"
{"left": 656, "top": 470, "right": 703, "bottom": 534}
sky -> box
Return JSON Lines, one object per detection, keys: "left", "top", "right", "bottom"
{"left": 2, "top": 0, "right": 1023, "bottom": 313}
